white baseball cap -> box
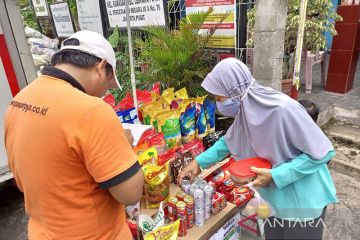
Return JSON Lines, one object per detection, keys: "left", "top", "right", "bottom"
{"left": 59, "top": 30, "right": 121, "bottom": 90}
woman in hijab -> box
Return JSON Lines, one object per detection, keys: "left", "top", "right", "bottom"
{"left": 178, "top": 58, "right": 337, "bottom": 239}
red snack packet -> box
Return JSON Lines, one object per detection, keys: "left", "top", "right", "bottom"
{"left": 158, "top": 148, "right": 178, "bottom": 166}
{"left": 148, "top": 132, "right": 167, "bottom": 154}
{"left": 180, "top": 139, "right": 205, "bottom": 157}
{"left": 137, "top": 128, "right": 157, "bottom": 146}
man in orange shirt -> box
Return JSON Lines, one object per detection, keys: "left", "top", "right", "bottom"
{"left": 4, "top": 31, "right": 143, "bottom": 239}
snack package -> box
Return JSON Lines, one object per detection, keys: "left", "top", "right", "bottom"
{"left": 133, "top": 142, "right": 149, "bottom": 156}
{"left": 196, "top": 108, "right": 208, "bottom": 139}
{"left": 142, "top": 162, "right": 170, "bottom": 208}
{"left": 178, "top": 99, "right": 191, "bottom": 114}
{"left": 203, "top": 131, "right": 225, "bottom": 150}
{"left": 243, "top": 183, "right": 276, "bottom": 219}
{"left": 180, "top": 106, "right": 196, "bottom": 144}
{"left": 137, "top": 128, "right": 157, "bottom": 146}
{"left": 144, "top": 219, "right": 180, "bottom": 240}
{"left": 158, "top": 148, "right": 178, "bottom": 166}
{"left": 140, "top": 100, "right": 170, "bottom": 127}
{"left": 180, "top": 139, "right": 205, "bottom": 157}
{"left": 228, "top": 186, "right": 254, "bottom": 208}
{"left": 170, "top": 151, "right": 193, "bottom": 184}
{"left": 156, "top": 109, "right": 182, "bottom": 149}
{"left": 204, "top": 98, "right": 216, "bottom": 133}
{"left": 138, "top": 147, "right": 158, "bottom": 167}
{"left": 161, "top": 88, "right": 175, "bottom": 105}
{"left": 148, "top": 133, "right": 167, "bottom": 154}
{"left": 174, "top": 88, "right": 189, "bottom": 100}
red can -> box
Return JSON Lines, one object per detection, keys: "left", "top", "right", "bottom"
{"left": 176, "top": 190, "right": 186, "bottom": 201}
{"left": 184, "top": 195, "right": 194, "bottom": 228}
{"left": 168, "top": 196, "right": 178, "bottom": 222}
{"left": 176, "top": 201, "right": 187, "bottom": 236}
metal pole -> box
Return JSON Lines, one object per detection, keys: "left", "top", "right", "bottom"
{"left": 291, "top": 0, "right": 308, "bottom": 99}
{"left": 125, "top": 0, "right": 138, "bottom": 111}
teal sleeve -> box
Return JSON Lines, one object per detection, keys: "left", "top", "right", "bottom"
{"left": 271, "top": 150, "right": 335, "bottom": 189}
{"left": 195, "top": 137, "right": 230, "bottom": 169}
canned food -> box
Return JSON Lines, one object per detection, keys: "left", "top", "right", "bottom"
{"left": 176, "top": 190, "right": 187, "bottom": 201}
{"left": 194, "top": 209, "right": 204, "bottom": 226}
{"left": 189, "top": 184, "right": 199, "bottom": 197}
{"left": 181, "top": 180, "right": 191, "bottom": 194}
{"left": 176, "top": 201, "right": 187, "bottom": 237}
{"left": 187, "top": 212, "right": 194, "bottom": 228}
{"left": 203, "top": 185, "right": 214, "bottom": 205}
{"left": 204, "top": 205, "right": 211, "bottom": 220}
{"left": 168, "top": 196, "right": 178, "bottom": 221}
{"left": 184, "top": 195, "right": 194, "bottom": 228}
{"left": 193, "top": 189, "right": 204, "bottom": 210}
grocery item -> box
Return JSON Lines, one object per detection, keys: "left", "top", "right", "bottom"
{"left": 167, "top": 196, "right": 178, "bottom": 222}
{"left": 158, "top": 148, "right": 177, "bottom": 166}
{"left": 133, "top": 142, "right": 149, "bottom": 156}
{"left": 194, "top": 189, "right": 205, "bottom": 211}
{"left": 243, "top": 183, "right": 276, "bottom": 219}
{"left": 229, "top": 157, "right": 272, "bottom": 185}
{"left": 203, "top": 130, "right": 226, "bottom": 150}
{"left": 138, "top": 147, "right": 158, "bottom": 167}
{"left": 137, "top": 128, "right": 157, "bottom": 146}
{"left": 176, "top": 190, "right": 186, "bottom": 201}
{"left": 204, "top": 98, "right": 216, "bottom": 133}
{"left": 176, "top": 201, "right": 187, "bottom": 237}
{"left": 184, "top": 195, "right": 194, "bottom": 229}
{"left": 180, "top": 106, "right": 196, "bottom": 143}
{"left": 170, "top": 151, "right": 193, "bottom": 184}
{"left": 181, "top": 180, "right": 191, "bottom": 194}
{"left": 161, "top": 88, "right": 175, "bottom": 105}
{"left": 174, "top": 88, "right": 189, "bottom": 100}
{"left": 194, "top": 209, "right": 205, "bottom": 227}
{"left": 148, "top": 133, "right": 167, "bottom": 154}
{"left": 228, "top": 186, "right": 254, "bottom": 207}
{"left": 180, "top": 139, "right": 205, "bottom": 157}
{"left": 144, "top": 219, "right": 180, "bottom": 240}
{"left": 203, "top": 185, "right": 214, "bottom": 206}
{"left": 211, "top": 192, "right": 227, "bottom": 215}
{"left": 196, "top": 108, "right": 208, "bottom": 139}
{"left": 156, "top": 109, "right": 182, "bottom": 149}
{"left": 142, "top": 162, "right": 170, "bottom": 208}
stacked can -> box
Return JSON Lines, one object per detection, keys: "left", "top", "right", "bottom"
{"left": 189, "top": 184, "right": 199, "bottom": 197}
{"left": 184, "top": 195, "right": 194, "bottom": 229}
{"left": 176, "top": 201, "right": 187, "bottom": 236}
{"left": 193, "top": 189, "right": 205, "bottom": 226}
{"left": 181, "top": 180, "right": 191, "bottom": 194}
{"left": 176, "top": 190, "right": 186, "bottom": 201}
{"left": 167, "top": 195, "right": 178, "bottom": 222}
{"left": 203, "top": 185, "right": 214, "bottom": 219}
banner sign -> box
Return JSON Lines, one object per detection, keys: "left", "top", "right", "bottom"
{"left": 76, "top": 0, "right": 104, "bottom": 35}
{"left": 50, "top": 2, "right": 75, "bottom": 38}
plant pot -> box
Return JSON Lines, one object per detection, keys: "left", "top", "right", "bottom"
{"left": 282, "top": 78, "right": 293, "bottom": 96}
{"left": 139, "top": 62, "right": 149, "bottom": 73}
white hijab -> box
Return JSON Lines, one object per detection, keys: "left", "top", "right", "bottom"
{"left": 201, "top": 58, "right": 333, "bottom": 167}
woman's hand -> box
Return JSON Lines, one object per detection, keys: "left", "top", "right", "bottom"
{"left": 249, "top": 167, "right": 272, "bottom": 188}
{"left": 177, "top": 160, "right": 201, "bottom": 185}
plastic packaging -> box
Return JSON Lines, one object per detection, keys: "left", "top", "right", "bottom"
{"left": 196, "top": 108, "right": 208, "bottom": 139}
{"left": 156, "top": 109, "right": 182, "bottom": 149}
{"left": 204, "top": 98, "right": 216, "bottom": 133}
{"left": 243, "top": 183, "right": 276, "bottom": 219}
{"left": 180, "top": 106, "right": 196, "bottom": 143}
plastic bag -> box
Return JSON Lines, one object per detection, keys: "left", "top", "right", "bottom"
{"left": 161, "top": 88, "right": 175, "bottom": 105}
{"left": 156, "top": 109, "right": 182, "bottom": 149}
{"left": 243, "top": 183, "right": 276, "bottom": 219}
{"left": 142, "top": 162, "right": 170, "bottom": 208}
{"left": 144, "top": 219, "right": 180, "bottom": 240}
{"left": 204, "top": 98, "right": 216, "bottom": 133}
{"left": 148, "top": 133, "right": 167, "bottom": 154}
{"left": 180, "top": 106, "right": 196, "bottom": 144}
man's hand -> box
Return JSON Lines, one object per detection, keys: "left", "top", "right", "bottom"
{"left": 177, "top": 160, "right": 201, "bottom": 185}
{"left": 249, "top": 167, "right": 272, "bottom": 188}
{"left": 124, "top": 129, "right": 134, "bottom": 146}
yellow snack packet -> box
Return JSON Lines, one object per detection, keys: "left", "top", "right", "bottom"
{"left": 142, "top": 162, "right": 170, "bottom": 208}
{"left": 161, "top": 88, "right": 175, "bottom": 105}
{"left": 178, "top": 99, "right": 191, "bottom": 114}
{"left": 138, "top": 147, "right": 158, "bottom": 167}
{"left": 144, "top": 219, "right": 180, "bottom": 240}
{"left": 174, "top": 87, "right": 189, "bottom": 100}
{"left": 193, "top": 95, "right": 208, "bottom": 105}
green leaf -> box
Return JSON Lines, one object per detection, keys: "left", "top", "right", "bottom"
{"left": 109, "top": 26, "right": 120, "bottom": 48}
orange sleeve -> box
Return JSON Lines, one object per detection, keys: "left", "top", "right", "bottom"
{"left": 69, "top": 103, "right": 139, "bottom": 185}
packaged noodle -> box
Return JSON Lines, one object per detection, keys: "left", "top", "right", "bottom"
{"left": 138, "top": 147, "right": 158, "bottom": 167}
{"left": 144, "top": 219, "right": 180, "bottom": 240}
{"left": 174, "top": 88, "right": 189, "bottom": 100}
{"left": 142, "top": 162, "right": 170, "bottom": 208}
{"left": 196, "top": 107, "right": 208, "bottom": 139}
{"left": 161, "top": 88, "right": 175, "bottom": 105}
{"left": 180, "top": 106, "right": 196, "bottom": 143}
{"left": 156, "top": 109, "right": 182, "bottom": 149}
{"left": 204, "top": 98, "right": 216, "bottom": 133}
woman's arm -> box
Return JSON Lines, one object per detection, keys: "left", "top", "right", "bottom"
{"left": 196, "top": 137, "right": 230, "bottom": 169}
{"left": 271, "top": 150, "right": 335, "bottom": 189}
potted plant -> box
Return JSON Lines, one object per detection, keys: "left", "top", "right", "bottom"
{"left": 247, "top": 0, "right": 342, "bottom": 94}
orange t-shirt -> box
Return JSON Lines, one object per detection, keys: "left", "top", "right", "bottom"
{"left": 4, "top": 68, "right": 138, "bottom": 240}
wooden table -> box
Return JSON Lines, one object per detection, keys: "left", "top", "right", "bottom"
{"left": 141, "top": 183, "right": 239, "bottom": 240}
